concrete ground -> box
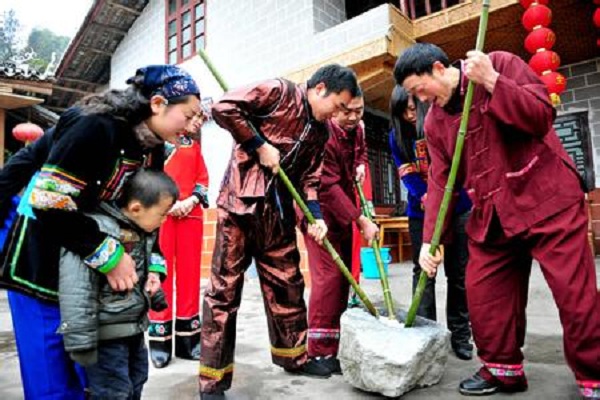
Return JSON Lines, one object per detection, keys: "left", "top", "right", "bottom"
{"left": 1, "top": 259, "right": 598, "bottom": 399}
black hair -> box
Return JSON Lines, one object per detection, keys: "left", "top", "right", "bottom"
{"left": 307, "top": 64, "right": 361, "bottom": 97}
{"left": 394, "top": 43, "right": 450, "bottom": 85}
{"left": 116, "top": 170, "right": 179, "bottom": 209}
{"left": 389, "top": 85, "right": 428, "bottom": 162}
{"left": 76, "top": 74, "right": 200, "bottom": 126}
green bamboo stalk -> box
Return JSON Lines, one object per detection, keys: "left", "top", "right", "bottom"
{"left": 404, "top": 0, "right": 491, "bottom": 328}
{"left": 355, "top": 180, "right": 396, "bottom": 319}
{"left": 198, "top": 48, "right": 379, "bottom": 317}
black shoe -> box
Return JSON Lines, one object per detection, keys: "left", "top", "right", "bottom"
{"left": 459, "top": 369, "right": 527, "bottom": 396}
{"left": 452, "top": 343, "right": 473, "bottom": 361}
{"left": 321, "top": 357, "right": 342, "bottom": 375}
{"left": 284, "top": 359, "right": 332, "bottom": 379}
{"left": 175, "top": 334, "right": 201, "bottom": 360}
{"left": 199, "top": 391, "right": 225, "bottom": 400}
{"left": 149, "top": 339, "right": 172, "bottom": 369}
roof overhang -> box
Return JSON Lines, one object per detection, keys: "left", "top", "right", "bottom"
{"left": 0, "top": 90, "right": 44, "bottom": 109}
{"left": 47, "top": 0, "right": 149, "bottom": 110}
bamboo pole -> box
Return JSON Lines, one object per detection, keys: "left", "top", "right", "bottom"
{"left": 404, "top": 0, "right": 491, "bottom": 328}
{"left": 198, "top": 49, "right": 379, "bottom": 317}
{"left": 355, "top": 180, "right": 396, "bottom": 319}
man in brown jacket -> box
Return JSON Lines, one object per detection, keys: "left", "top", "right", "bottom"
{"left": 395, "top": 43, "right": 599, "bottom": 399}
{"left": 199, "top": 64, "right": 360, "bottom": 399}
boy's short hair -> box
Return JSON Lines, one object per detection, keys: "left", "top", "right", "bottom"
{"left": 307, "top": 64, "right": 362, "bottom": 97}
{"left": 394, "top": 43, "right": 450, "bottom": 85}
{"left": 116, "top": 170, "right": 179, "bottom": 209}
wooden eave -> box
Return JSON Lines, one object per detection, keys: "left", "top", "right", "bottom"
{"left": 46, "top": 0, "right": 149, "bottom": 110}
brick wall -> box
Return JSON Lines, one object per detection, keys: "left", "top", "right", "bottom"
{"left": 313, "top": 0, "right": 346, "bottom": 32}
{"left": 558, "top": 57, "right": 600, "bottom": 253}
{"left": 558, "top": 57, "right": 600, "bottom": 185}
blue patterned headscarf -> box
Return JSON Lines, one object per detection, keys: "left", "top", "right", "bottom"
{"left": 126, "top": 65, "right": 200, "bottom": 100}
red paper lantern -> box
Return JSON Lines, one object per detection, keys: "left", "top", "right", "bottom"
{"left": 12, "top": 122, "right": 44, "bottom": 144}
{"left": 529, "top": 50, "right": 561, "bottom": 75}
{"left": 522, "top": 4, "right": 552, "bottom": 31}
{"left": 595, "top": 0, "right": 600, "bottom": 6}
{"left": 520, "top": 0, "right": 549, "bottom": 8}
{"left": 540, "top": 71, "right": 567, "bottom": 95}
{"left": 524, "top": 28, "right": 556, "bottom": 53}
{"left": 594, "top": 8, "right": 600, "bottom": 28}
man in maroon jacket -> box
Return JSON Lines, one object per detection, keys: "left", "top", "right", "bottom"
{"left": 394, "top": 43, "right": 599, "bottom": 399}
{"left": 199, "top": 64, "right": 361, "bottom": 399}
{"left": 300, "top": 92, "right": 379, "bottom": 374}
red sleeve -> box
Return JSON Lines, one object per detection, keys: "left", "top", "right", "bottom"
{"left": 484, "top": 52, "right": 555, "bottom": 137}
{"left": 422, "top": 119, "right": 457, "bottom": 244}
{"left": 356, "top": 121, "right": 369, "bottom": 167}
{"left": 319, "top": 137, "right": 361, "bottom": 228}
{"left": 196, "top": 147, "right": 209, "bottom": 187}
{"left": 192, "top": 143, "right": 209, "bottom": 206}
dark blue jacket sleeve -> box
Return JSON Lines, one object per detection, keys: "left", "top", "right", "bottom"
{"left": 388, "top": 130, "right": 428, "bottom": 200}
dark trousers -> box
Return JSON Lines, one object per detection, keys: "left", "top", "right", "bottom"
{"left": 467, "top": 199, "right": 600, "bottom": 383}
{"left": 409, "top": 213, "right": 471, "bottom": 347}
{"left": 86, "top": 333, "right": 148, "bottom": 400}
{"left": 199, "top": 205, "right": 308, "bottom": 393}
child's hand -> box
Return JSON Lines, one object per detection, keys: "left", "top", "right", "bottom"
{"left": 145, "top": 272, "right": 161, "bottom": 296}
{"left": 106, "top": 252, "right": 137, "bottom": 291}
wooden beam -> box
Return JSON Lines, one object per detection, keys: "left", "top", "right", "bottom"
{"left": 59, "top": 77, "right": 101, "bottom": 87}
{"left": 414, "top": 0, "right": 518, "bottom": 38}
{"left": 0, "top": 79, "right": 53, "bottom": 96}
{"left": 45, "top": 106, "right": 67, "bottom": 113}
{"left": 399, "top": 0, "right": 408, "bottom": 15}
{"left": 107, "top": 0, "right": 142, "bottom": 16}
{"left": 53, "top": 86, "right": 92, "bottom": 95}
{"left": 84, "top": 46, "right": 114, "bottom": 57}
{"left": 91, "top": 21, "right": 129, "bottom": 36}
{"left": 0, "top": 92, "right": 44, "bottom": 109}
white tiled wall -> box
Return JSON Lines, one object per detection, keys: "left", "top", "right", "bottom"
{"left": 110, "top": 0, "right": 166, "bottom": 88}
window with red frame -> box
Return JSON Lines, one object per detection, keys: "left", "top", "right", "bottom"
{"left": 165, "top": 0, "right": 206, "bottom": 64}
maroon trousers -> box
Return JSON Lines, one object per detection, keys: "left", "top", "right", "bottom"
{"left": 304, "top": 232, "right": 352, "bottom": 357}
{"left": 467, "top": 199, "right": 599, "bottom": 385}
{"left": 199, "top": 205, "right": 308, "bottom": 393}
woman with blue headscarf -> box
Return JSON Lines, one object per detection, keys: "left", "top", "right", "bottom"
{"left": 0, "top": 65, "right": 201, "bottom": 400}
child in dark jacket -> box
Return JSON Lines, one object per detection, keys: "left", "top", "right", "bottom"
{"left": 58, "top": 170, "right": 178, "bottom": 399}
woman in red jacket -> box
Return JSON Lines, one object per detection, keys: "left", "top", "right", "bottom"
{"left": 149, "top": 111, "right": 209, "bottom": 368}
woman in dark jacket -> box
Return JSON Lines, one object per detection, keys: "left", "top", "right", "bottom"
{"left": 0, "top": 64, "right": 201, "bottom": 400}
{"left": 388, "top": 85, "right": 473, "bottom": 360}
